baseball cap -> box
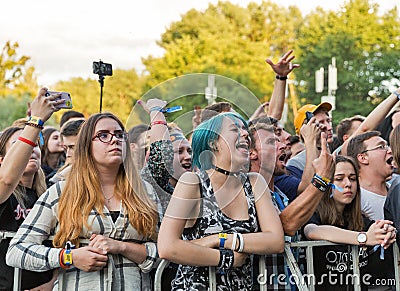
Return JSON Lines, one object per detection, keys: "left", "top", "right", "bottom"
{"left": 294, "top": 102, "right": 332, "bottom": 134}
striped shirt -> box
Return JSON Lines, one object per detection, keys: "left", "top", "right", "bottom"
{"left": 6, "top": 181, "right": 158, "bottom": 291}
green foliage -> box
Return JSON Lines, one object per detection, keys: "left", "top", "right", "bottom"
{"left": 296, "top": 0, "right": 400, "bottom": 128}
{"left": 0, "top": 95, "right": 30, "bottom": 129}
{"left": 0, "top": 41, "right": 37, "bottom": 98}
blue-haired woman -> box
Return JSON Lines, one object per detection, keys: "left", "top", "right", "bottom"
{"left": 158, "top": 112, "right": 284, "bottom": 290}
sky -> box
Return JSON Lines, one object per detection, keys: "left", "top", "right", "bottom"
{"left": 1, "top": 0, "right": 398, "bottom": 86}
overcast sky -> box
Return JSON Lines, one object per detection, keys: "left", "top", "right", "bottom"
{"left": 1, "top": 0, "right": 398, "bottom": 86}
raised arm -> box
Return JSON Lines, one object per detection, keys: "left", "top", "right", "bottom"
{"left": 139, "top": 99, "right": 174, "bottom": 192}
{"left": 280, "top": 133, "right": 335, "bottom": 236}
{"left": 0, "top": 88, "right": 60, "bottom": 203}
{"left": 266, "top": 49, "right": 300, "bottom": 120}
{"left": 342, "top": 88, "right": 400, "bottom": 155}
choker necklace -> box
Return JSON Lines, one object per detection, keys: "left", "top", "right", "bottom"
{"left": 211, "top": 165, "right": 241, "bottom": 177}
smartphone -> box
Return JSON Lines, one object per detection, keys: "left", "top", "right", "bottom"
{"left": 305, "top": 111, "right": 313, "bottom": 123}
{"left": 45, "top": 91, "right": 73, "bottom": 109}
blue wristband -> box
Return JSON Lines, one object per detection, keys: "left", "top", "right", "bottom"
{"left": 219, "top": 233, "right": 227, "bottom": 249}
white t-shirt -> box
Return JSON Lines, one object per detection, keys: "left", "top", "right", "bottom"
{"left": 360, "top": 187, "right": 388, "bottom": 221}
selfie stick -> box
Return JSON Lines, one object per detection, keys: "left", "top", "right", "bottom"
{"left": 98, "top": 74, "right": 104, "bottom": 113}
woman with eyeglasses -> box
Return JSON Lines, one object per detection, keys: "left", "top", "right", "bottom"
{"left": 7, "top": 112, "right": 159, "bottom": 290}
{"left": 0, "top": 88, "right": 61, "bottom": 290}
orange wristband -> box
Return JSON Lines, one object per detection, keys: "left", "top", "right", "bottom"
{"left": 59, "top": 249, "right": 69, "bottom": 269}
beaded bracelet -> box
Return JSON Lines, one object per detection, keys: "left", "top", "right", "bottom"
{"left": 217, "top": 249, "right": 234, "bottom": 274}
{"left": 25, "top": 122, "right": 44, "bottom": 130}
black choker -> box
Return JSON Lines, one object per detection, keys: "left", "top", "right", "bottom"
{"left": 211, "top": 165, "right": 241, "bottom": 177}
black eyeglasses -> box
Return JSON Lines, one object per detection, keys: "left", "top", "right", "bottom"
{"left": 92, "top": 131, "right": 127, "bottom": 143}
{"left": 361, "top": 144, "right": 389, "bottom": 154}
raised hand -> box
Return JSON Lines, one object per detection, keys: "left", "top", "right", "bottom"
{"left": 265, "top": 49, "right": 300, "bottom": 77}
{"left": 29, "top": 87, "right": 64, "bottom": 122}
{"left": 137, "top": 98, "right": 167, "bottom": 113}
{"left": 312, "top": 132, "right": 335, "bottom": 179}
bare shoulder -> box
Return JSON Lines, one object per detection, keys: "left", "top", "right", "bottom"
{"left": 173, "top": 172, "right": 201, "bottom": 199}
{"left": 248, "top": 172, "right": 268, "bottom": 188}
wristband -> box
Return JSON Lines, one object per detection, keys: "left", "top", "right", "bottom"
{"left": 314, "top": 174, "right": 331, "bottom": 184}
{"left": 219, "top": 233, "right": 227, "bottom": 249}
{"left": 25, "top": 122, "right": 44, "bottom": 130}
{"left": 28, "top": 116, "right": 45, "bottom": 127}
{"left": 392, "top": 91, "right": 400, "bottom": 100}
{"left": 231, "top": 233, "right": 238, "bottom": 251}
{"left": 276, "top": 75, "right": 288, "bottom": 80}
{"left": 311, "top": 174, "right": 332, "bottom": 192}
{"left": 237, "top": 233, "right": 244, "bottom": 253}
{"left": 217, "top": 249, "right": 234, "bottom": 274}
{"left": 59, "top": 249, "right": 69, "bottom": 269}
{"left": 150, "top": 120, "right": 167, "bottom": 127}
{"left": 64, "top": 241, "right": 73, "bottom": 266}
{"left": 18, "top": 136, "right": 37, "bottom": 147}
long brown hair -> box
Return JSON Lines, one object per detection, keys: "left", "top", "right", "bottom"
{"left": 41, "top": 127, "right": 65, "bottom": 168}
{"left": 0, "top": 127, "right": 47, "bottom": 208}
{"left": 317, "top": 155, "right": 363, "bottom": 231}
{"left": 53, "top": 113, "right": 158, "bottom": 247}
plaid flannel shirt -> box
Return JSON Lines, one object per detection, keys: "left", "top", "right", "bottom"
{"left": 6, "top": 181, "right": 158, "bottom": 291}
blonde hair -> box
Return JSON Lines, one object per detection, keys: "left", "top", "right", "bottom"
{"left": 53, "top": 113, "right": 158, "bottom": 247}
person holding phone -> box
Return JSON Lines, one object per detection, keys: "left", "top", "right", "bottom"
{"left": 0, "top": 88, "right": 62, "bottom": 290}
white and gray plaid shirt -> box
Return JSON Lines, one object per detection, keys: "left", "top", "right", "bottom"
{"left": 6, "top": 181, "right": 158, "bottom": 291}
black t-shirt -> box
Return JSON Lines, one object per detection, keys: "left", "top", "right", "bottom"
{"left": 0, "top": 188, "right": 53, "bottom": 290}
{"left": 303, "top": 212, "right": 381, "bottom": 291}
{"left": 385, "top": 175, "right": 400, "bottom": 249}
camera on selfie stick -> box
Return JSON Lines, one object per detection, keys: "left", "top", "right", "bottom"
{"left": 93, "top": 60, "right": 112, "bottom": 113}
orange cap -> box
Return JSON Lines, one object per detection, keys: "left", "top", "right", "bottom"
{"left": 294, "top": 102, "right": 332, "bottom": 134}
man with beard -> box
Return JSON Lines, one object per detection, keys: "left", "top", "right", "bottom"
{"left": 249, "top": 122, "right": 334, "bottom": 290}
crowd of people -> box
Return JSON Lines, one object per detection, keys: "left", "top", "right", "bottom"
{"left": 0, "top": 50, "right": 399, "bottom": 290}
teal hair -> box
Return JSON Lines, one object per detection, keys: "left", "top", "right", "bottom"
{"left": 192, "top": 112, "right": 248, "bottom": 170}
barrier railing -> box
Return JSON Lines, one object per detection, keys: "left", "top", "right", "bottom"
{"left": 0, "top": 231, "right": 398, "bottom": 291}
{"left": 154, "top": 241, "right": 400, "bottom": 291}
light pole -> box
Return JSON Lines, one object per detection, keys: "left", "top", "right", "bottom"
{"left": 315, "top": 57, "right": 337, "bottom": 111}
{"left": 205, "top": 74, "right": 217, "bottom": 105}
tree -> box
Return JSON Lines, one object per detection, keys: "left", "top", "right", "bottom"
{"left": 295, "top": 0, "right": 400, "bottom": 125}
{"left": 0, "top": 41, "right": 37, "bottom": 98}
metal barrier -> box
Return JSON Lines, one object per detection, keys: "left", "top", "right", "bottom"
{"left": 154, "top": 241, "right": 400, "bottom": 291}
{"left": 1, "top": 231, "right": 398, "bottom": 291}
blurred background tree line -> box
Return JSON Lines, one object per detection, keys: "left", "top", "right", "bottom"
{"left": 1, "top": 0, "right": 399, "bottom": 133}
